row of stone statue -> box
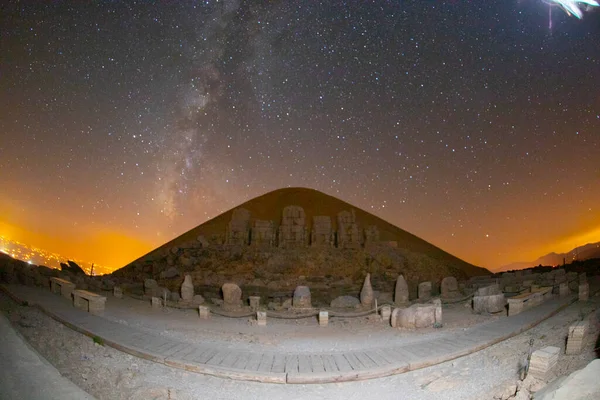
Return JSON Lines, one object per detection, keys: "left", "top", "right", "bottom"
{"left": 226, "top": 206, "right": 382, "bottom": 248}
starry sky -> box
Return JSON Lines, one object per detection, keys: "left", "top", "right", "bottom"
{"left": 1, "top": 0, "right": 599, "bottom": 272}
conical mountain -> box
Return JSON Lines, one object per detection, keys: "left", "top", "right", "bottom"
{"left": 112, "top": 187, "right": 489, "bottom": 302}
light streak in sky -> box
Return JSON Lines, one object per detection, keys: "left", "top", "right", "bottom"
{"left": 544, "top": 0, "right": 599, "bottom": 19}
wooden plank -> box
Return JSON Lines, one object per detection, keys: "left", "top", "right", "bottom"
{"left": 284, "top": 355, "right": 299, "bottom": 373}
{"left": 354, "top": 352, "right": 377, "bottom": 368}
{"left": 160, "top": 342, "right": 190, "bottom": 358}
{"left": 321, "top": 354, "right": 339, "bottom": 372}
{"left": 206, "top": 351, "right": 230, "bottom": 366}
{"left": 333, "top": 353, "right": 353, "bottom": 372}
{"left": 271, "top": 354, "right": 286, "bottom": 373}
{"left": 244, "top": 353, "right": 263, "bottom": 371}
{"left": 232, "top": 353, "right": 250, "bottom": 369}
{"left": 193, "top": 348, "right": 219, "bottom": 364}
{"left": 389, "top": 347, "right": 420, "bottom": 362}
{"left": 309, "top": 355, "right": 326, "bottom": 373}
{"left": 298, "top": 355, "right": 312, "bottom": 373}
{"left": 169, "top": 345, "right": 199, "bottom": 360}
{"left": 344, "top": 353, "right": 364, "bottom": 370}
{"left": 182, "top": 347, "right": 211, "bottom": 362}
{"left": 218, "top": 352, "right": 240, "bottom": 368}
{"left": 364, "top": 349, "right": 390, "bottom": 366}
{"left": 257, "top": 354, "right": 274, "bottom": 372}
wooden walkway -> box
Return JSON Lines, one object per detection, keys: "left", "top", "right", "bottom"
{"left": 0, "top": 284, "right": 581, "bottom": 384}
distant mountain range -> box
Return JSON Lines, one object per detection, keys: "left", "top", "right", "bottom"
{"left": 497, "top": 241, "right": 600, "bottom": 272}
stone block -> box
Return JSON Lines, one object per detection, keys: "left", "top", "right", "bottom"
{"left": 113, "top": 286, "right": 123, "bottom": 298}
{"left": 418, "top": 281, "right": 432, "bottom": 301}
{"left": 319, "top": 311, "right": 328, "bottom": 327}
{"left": 473, "top": 293, "right": 506, "bottom": 314}
{"left": 559, "top": 282, "right": 569, "bottom": 297}
{"left": 199, "top": 305, "right": 210, "bottom": 319}
{"left": 441, "top": 276, "right": 460, "bottom": 298}
{"left": 257, "top": 311, "right": 267, "bottom": 326}
{"left": 395, "top": 303, "right": 438, "bottom": 329}
{"left": 529, "top": 346, "right": 559, "bottom": 379}
{"left": 380, "top": 305, "right": 392, "bottom": 322}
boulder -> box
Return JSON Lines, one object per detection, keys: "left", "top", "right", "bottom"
{"left": 441, "top": 276, "right": 460, "bottom": 298}
{"left": 160, "top": 267, "right": 179, "bottom": 279}
{"left": 394, "top": 275, "right": 409, "bottom": 305}
{"left": 360, "top": 273, "right": 374, "bottom": 307}
{"left": 221, "top": 282, "right": 242, "bottom": 311}
{"left": 293, "top": 286, "right": 312, "bottom": 308}
{"left": 192, "top": 294, "right": 205, "bottom": 305}
{"left": 171, "top": 292, "right": 181, "bottom": 302}
{"left": 330, "top": 295, "right": 360, "bottom": 308}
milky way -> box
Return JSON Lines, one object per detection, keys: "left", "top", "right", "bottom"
{"left": 1, "top": 1, "right": 599, "bottom": 270}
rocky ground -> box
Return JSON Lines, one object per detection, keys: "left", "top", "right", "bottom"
{"left": 1, "top": 290, "right": 598, "bottom": 400}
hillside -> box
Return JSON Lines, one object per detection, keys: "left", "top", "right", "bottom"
{"left": 497, "top": 241, "right": 600, "bottom": 272}
{"left": 112, "top": 187, "right": 489, "bottom": 301}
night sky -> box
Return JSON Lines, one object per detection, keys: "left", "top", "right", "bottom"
{"left": 1, "top": 1, "right": 599, "bottom": 271}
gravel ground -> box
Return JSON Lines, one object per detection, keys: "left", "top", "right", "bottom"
{"left": 0, "top": 291, "right": 598, "bottom": 400}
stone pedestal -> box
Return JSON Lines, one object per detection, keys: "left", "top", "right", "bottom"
{"left": 151, "top": 297, "right": 162, "bottom": 308}
{"left": 319, "top": 311, "right": 329, "bottom": 327}
{"left": 529, "top": 347, "right": 559, "bottom": 380}
{"left": 380, "top": 305, "right": 392, "bottom": 322}
{"left": 566, "top": 321, "right": 588, "bottom": 355}
{"left": 199, "top": 306, "right": 210, "bottom": 319}
{"left": 249, "top": 296, "right": 261, "bottom": 311}
{"left": 113, "top": 286, "right": 123, "bottom": 298}
{"left": 257, "top": 311, "right": 267, "bottom": 326}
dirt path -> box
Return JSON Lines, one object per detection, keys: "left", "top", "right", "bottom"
{"left": 1, "top": 292, "right": 598, "bottom": 400}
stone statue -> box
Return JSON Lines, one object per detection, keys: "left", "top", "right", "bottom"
{"left": 337, "top": 210, "right": 360, "bottom": 248}
{"left": 278, "top": 205, "right": 308, "bottom": 248}
{"left": 311, "top": 216, "right": 333, "bottom": 247}
{"left": 226, "top": 208, "right": 251, "bottom": 246}
{"left": 251, "top": 220, "right": 275, "bottom": 247}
